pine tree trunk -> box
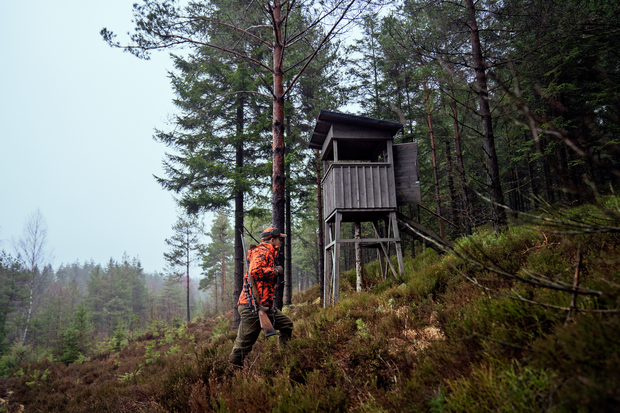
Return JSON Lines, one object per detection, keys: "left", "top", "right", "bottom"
{"left": 221, "top": 247, "right": 226, "bottom": 311}
{"left": 272, "top": 0, "right": 286, "bottom": 310}
{"left": 445, "top": 140, "right": 459, "bottom": 236}
{"left": 284, "top": 112, "right": 292, "bottom": 306}
{"left": 186, "top": 257, "right": 190, "bottom": 322}
{"left": 423, "top": 81, "right": 445, "bottom": 237}
{"left": 284, "top": 176, "right": 292, "bottom": 305}
{"left": 317, "top": 150, "right": 325, "bottom": 304}
{"left": 525, "top": 131, "right": 539, "bottom": 209}
{"left": 233, "top": 98, "right": 245, "bottom": 329}
{"left": 452, "top": 100, "right": 472, "bottom": 234}
{"left": 465, "top": 0, "right": 506, "bottom": 230}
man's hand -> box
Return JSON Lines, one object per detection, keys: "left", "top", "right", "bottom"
{"left": 275, "top": 265, "right": 284, "bottom": 276}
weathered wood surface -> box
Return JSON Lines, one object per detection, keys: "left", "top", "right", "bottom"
{"left": 393, "top": 142, "right": 421, "bottom": 205}
{"left": 323, "top": 163, "right": 397, "bottom": 218}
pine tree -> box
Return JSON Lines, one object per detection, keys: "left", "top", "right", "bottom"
{"left": 164, "top": 213, "right": 205, "bottom": 322}
{"left": 0, "top": 252, "right": 28, "bottom": 354}
{"left": 200, "top": 211, "right": 234, "bottom": 312}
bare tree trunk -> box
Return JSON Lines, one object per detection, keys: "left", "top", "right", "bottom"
{"left": 354, "top": 221, "right": 363, "bottom": 292}
{"left": 271, "top": 0, "right": 285, "bottom": 233}
{"left": 233, "top": 97, "right": 245, "bottom": 329}
{"left": 316, "top": 150, "right": 325, "bottom": 303}
{"left": 221, "top": 248, "right": 226, "bottom": 311}
{"left": 17, "top": 209, "right": 49, "bottom": 345}
{"left": 451, "top": 100, "right": 472, "bottom": 235}
{"left": 272, "top": 1, "right": 286, "bottom": 310}
{"left": 445, "top": 140, "right": 459, "bottom": 236}
{"left": 284, "top": 110, "right": 292, "bottom": 306}
{"left": 524, "top": 131, "right": 539, "bottom": 209}
{"left": 186, "top": 251, "right": 190, "bottom": 322}
{"left": 423, "top": 81, "right": 445, "bottom": 237}
{"left": 465, "top": 0, "right": 506, "bottom": 230}
{"left": 284, "top": 174, "right": 292, "bottom": 305}
{"left": 214, "top": 280, "right": 218, "bottom": 313}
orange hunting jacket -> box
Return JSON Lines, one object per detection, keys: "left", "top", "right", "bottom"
{"left": 238, "top": 242, "right": 279, "bottom": 309}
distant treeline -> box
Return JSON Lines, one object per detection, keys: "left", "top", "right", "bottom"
{"left": 0, "top": 254, "right": 205, "bottom": 361}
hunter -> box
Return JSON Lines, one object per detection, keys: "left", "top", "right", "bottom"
{"left": 228, "top": 227, "right": 294, "bottom": 368}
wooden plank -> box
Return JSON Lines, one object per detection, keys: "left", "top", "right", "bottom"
{"left": 395, "top": 185, "right": 421, "bottom": 206}
{"left": 371, "top": 221, "right": 399, "bottom": 279}
{"left": 393, "top": 142, "right": 421, "bottom": 206}
{"left": 394, "top": 167, "right": 418, "bottom": 178}
{"left": 329, "top": 162, "right": 391, "bottom": 167}
{"left": 344, "top": 166, "right": 351, "bottom": 208}
{"left": 353, "top": 167, "right": 360, "bottom": 208}
{"left": 320, "top": 126, "right": 335, "bottom": 161}
{"left": 334, "top": 213, "right": 341, "bottom": 305}
{"left": 386, "top": 141, "right": 398, "bottom": 208}
{"left": 388, "top": 166, "right": 397, "bottom": 208}
{"left": 373, "top": 166, "right": 381, "bottom": 208}
{"left": 360, "top": 166, "right": 367, "bottom": 208}
{"left": 332, "top": 123, "right": 393, "bottom": 140}
{"left": 368, "top": 167, "right": 375, "bottom": 208}
{"left": 332, "top": 168, "right": 337, "bottom": 214}
{"left": 380, "top": 165, "right": 389, "bottom": 207}
{"left": 386, "top": 139, "right": 394, "bottom": 165}
{"left": 334, "top": 238, "right": 399, "bottom": 244}
{"left": 324, "top": 221, "right": 331, "bottom": 307}
{"left": 335, "top": 166, "right": 341, "bottom": 209}
{"left": 323, "top": 169, "right": 329, "bottom": 217}
{"left": 391, "top": 211, "right": 405, "bottom": 276}
{"left": 333, "top": 139, "right": 339, "bottom": 162}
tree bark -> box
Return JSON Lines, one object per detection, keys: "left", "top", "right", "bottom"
{"left": 524, "top": 131, "right": 539, "bottom": 209}
{"left": 445, "top": 140, "right": 459, "bottom": 236}
{"left": 316, "top": 150, "right": 325, "bottom": 304}
{"left": 233, "top": 97, "right": 245, "bottom": 329}
{"left": 354, "top": 221, "right": 363, "bottom": 292}
{"left": 186, "top": 244, "right": 190, "bottom": 322}
{"left": 423, "top": 81, "right": 445, "bottom": 237}
{"left": 465, "top": 0, "right": 506, "bottom": 230}
{"left": 451, "top": 99, "right": 472, "bottom": 235}
{"left": 271, "top": 1, "right": 286, "bottom": 310}
{"left": 284, "top": 157, "right": 292, "bottom": 305}
{"left": 272, "top": 0, "right": 285, "bottom": 233}
{"left": 221, "top": 247, "right": 226, "bottom": 311}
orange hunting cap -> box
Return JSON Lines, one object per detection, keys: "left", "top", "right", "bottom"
{"left": 261, "top": 227, "right": 287, "bottom": 239}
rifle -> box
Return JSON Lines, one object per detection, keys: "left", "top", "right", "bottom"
{"left": 240, "top": 231, "right": 277, "bottom": 338}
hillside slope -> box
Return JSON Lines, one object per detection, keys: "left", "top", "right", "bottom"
{"left": 2, "top": 200, "right": 620, "bottom": 412}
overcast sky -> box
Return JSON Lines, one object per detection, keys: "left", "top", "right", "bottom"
{"left": 0, "top": 0, "right": 209, "bottom": 274}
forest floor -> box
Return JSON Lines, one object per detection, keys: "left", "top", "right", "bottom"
{"left": 1, "top": 198, "right": 620, "bottom": 412}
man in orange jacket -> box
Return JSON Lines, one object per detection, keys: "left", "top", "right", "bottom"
{"left": 228, "top": 227, "right": 294, "bottom": 368}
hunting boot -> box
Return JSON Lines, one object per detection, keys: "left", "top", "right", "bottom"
{"left": 278, "top": 332, "right": 291, "bottom": 352}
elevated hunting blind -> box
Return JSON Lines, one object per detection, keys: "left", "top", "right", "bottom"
{"left": 309, "top": 110, "right": 421, "bottom": 306}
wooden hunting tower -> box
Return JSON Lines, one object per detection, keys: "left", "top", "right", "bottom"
{"left": 309, "top": 111, "right": 421, "bottom": 306}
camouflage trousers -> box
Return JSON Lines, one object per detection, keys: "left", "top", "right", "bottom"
{"left": 228, "top": 305, "right": 293, "bottom": 368}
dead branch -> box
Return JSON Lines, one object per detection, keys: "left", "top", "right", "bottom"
{"left": 565, "top": 249, "right": 582, "bottom": 325}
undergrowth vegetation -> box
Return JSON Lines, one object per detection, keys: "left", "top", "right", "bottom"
{"left": 1, "top": 200, "right": 619, "bottom": 412}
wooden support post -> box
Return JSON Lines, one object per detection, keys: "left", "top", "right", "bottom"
{"left": 324, "top": 220, "right": 331, "bottom": 307}
{"left": 377, "top": 248, "right": 386, "bottom": 280}
{"left": 373, "top": 220, "right": 387, "bottom": 280}
{"left": 333, "top": 213, "right": 342, "bottom": 305}
{"left": 391, "top": 211, "right": 405, "bottom": 276}
{"left": 354, "top": 221, "right": 363, "bottom": 292}
{"left": 372, "top": 221, "right": 399, "bottom": 279}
